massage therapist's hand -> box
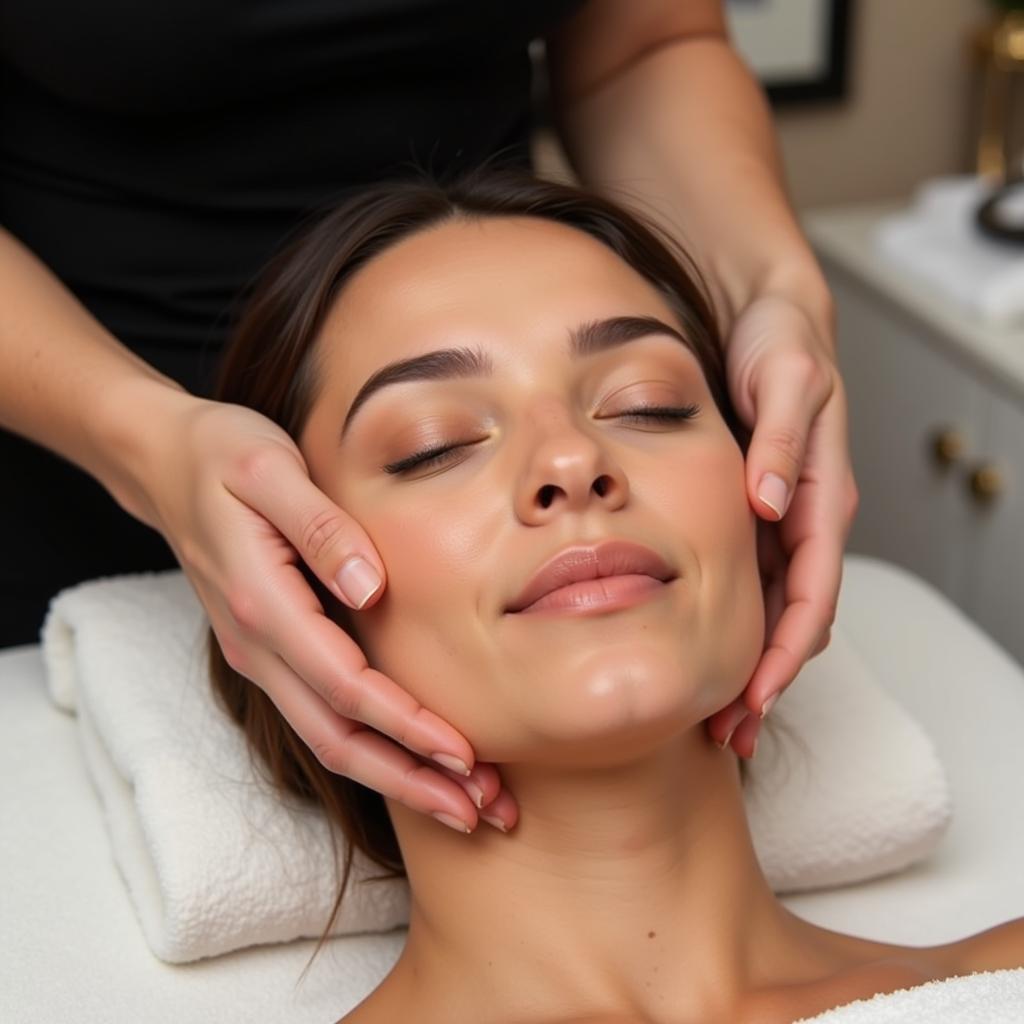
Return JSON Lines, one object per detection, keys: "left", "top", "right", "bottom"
{"left": 122, "top": 391, "right": 518, "bottom": 834}
{"left": 706, "top": 291, "right": 859, "bottom": 759}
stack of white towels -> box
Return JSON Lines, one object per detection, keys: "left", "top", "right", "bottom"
{"left": 874, "top": 174, "right": 1024, "bottom": 326}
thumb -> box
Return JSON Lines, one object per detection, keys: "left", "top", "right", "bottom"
{"left": 233, "top": 446, "right": 387, "bottom": 611}
{"left": 745, "top": 359, "right": 823, "bottom": 522}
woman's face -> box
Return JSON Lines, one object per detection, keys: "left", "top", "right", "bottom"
{"left": 299, "top": 215, "right": 764, "bottom": 765}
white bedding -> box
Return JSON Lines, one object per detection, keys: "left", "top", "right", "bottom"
{"left": 2, "top": 555, "right": 1023, "bottom": 1022}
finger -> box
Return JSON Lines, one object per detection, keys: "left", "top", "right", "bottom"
{"left": 746, "top": 354, "right": 832, "bottom": 521}
{"left": 479, "top": 788, "right": 520, "bottom": 833}
{"left": 231, "top": 560, "right": 477, "bottom": 772}
{"left": 742, "top": 517, "right": 844, "bottom": 718}
{"left": 434, "top": 760, "right": 504, "bottom": 811}
{"left": 757, "top": 521, "right": 789, "bottom": 641}
{"left": 730, "top": 713, "right": 761, "bottom": 759}
{"left": 705, "top": 697, "right": 750, "bottom": 748}
{"left": 250, "top": 646, "right": 483, "bottom": 827}
{"left": 226, "top": 445, "right": 387, "bottom": 611}
{"left": 289, "top": 605, "right": 479, "bottom": 771}
{"left": 811, "top": 626, "right": 832, "bottom": 658}
{"left": 742, "top": 395, "right": 850, "bottom": 715}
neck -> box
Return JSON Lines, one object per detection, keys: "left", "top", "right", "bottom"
{"left": 380, "top": 728, "right": 822, "bottom": 1023}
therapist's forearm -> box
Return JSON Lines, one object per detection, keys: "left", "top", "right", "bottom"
{"left": 0, "top": 226, "right": 194, "bottom": 524}
{"left": 552, "top": 34, "right": 833, "bottom": 342}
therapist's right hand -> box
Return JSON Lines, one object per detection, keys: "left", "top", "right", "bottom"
{"left": 124, "top": 392, "right": 518, "bottom": 835}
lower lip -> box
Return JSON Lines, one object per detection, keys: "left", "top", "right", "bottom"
{"left": 510, "top": 574, "right": 670, "bottom": 616}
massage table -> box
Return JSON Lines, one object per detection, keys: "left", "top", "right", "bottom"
{"left": 2, "top": 554, "right": 1023, "bottom": 1022}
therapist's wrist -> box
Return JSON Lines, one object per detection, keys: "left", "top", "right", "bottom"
{"left": 89, "top": 371, "right": 198, "bottom": 531}
{"left": 716, "top": 254, "right": 836, "bottom": 357}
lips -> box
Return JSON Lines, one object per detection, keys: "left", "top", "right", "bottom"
{"left": 504, "top": 539, "right": 678, "bottom": 614}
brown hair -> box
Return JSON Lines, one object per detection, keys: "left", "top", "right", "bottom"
{"left": 206, "top": 166, "right": 755, "bottom": 966}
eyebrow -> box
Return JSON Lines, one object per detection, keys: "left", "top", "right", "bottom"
{"left": 339, "top": 314, "right": 693, "bottom": 440}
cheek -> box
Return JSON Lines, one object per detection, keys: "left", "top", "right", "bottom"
{"left": 337, "top": 501, "right": 501, "bottom": 737}
{"left": 692, "top": 444, "right": 765, "bottom": 699}
{"left": 644, "top": 435, "right": 764, "bottom": 692}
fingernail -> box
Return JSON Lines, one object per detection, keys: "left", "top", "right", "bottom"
{"left": 715, "top": 704, "right": 749, "bottom": 751}
{"left": 432, "top": 811, "right": 472, "bottom": 834}
{"left": 465, "top": 782, "right": 485, "bottom": 809}
{"left": 718, "top": 722, "right": 741, "bottom": 752}
{"left": 760, "top": 693, "right": 779, "bottom": 719}
{"left": 757, "top": 473, "right": 790, "bottom": 520}
{"left": 482, "top": 815, "right": 508, "bottom": 833}
{"left": 335, "top": 556, "right": 383, "bottom": 610}
{"left": 431, "top": 752, "right": 471, "bottom": 776}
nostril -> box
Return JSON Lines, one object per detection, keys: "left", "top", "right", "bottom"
{"left": 593, "top": 475, "right": 610, "bottom": 498}
{"left": 538, "top": 483, "right": 558, "bottom": 508}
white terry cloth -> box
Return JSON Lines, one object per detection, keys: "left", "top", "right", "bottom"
{"left": 41, "top": 570, "right": 951, "bottom": 964}
{"left": 874, "top": 174, "right": 1024, "bottom": 325}
{"left": 793, "top": 967, "right": 1024, "bottom": 1023}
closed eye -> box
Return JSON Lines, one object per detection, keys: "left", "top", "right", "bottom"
{"left": 383, "top": 441, "right": 468, "bottom": 475}
{"left": 614, "top": 402, "right": 701, "bottom": 425}
{"left": 381, "top": 403, "right": 701, "bottom": 475}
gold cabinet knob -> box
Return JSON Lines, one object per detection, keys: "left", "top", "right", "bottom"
{"left": 968, "top": 463, "right": 1004, "bottom": 504}
{"left": 930, "top": 427, "right": 966, "bottom": 467}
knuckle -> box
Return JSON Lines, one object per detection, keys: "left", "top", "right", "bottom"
{"left": 225, "top": 586, "right": 263, "bottom": 635}
{"left": 312, "top": 740, "right": 351, "bottom": 778}
{"left": 301, "top": 507, "right": 348, "bottom": 564}
{"left": 177, "top": 535, "right": 203, "bottom": 575}
{"left": 235, "top": 446, "right": 280, "bottom": 489}
{"left": 813, "top": 627, "right": 832, "bottom": 656}
{"left": 787, "top": 347, "right": 821, "bottom": 380}
{"left": 765, "top": 425, "right": 806, "bottom": 471}
{"left": 790, "top": 348, "right": 834, "bottom": 403}
{"left": 396, "top": 762, "right": 438, "bottom": 812}
{"left": 217, "top": 632, "right": 252, "bottom": 678}
{"left": 325, "top": 677, "right": 363, "bottom": 721}
{"left": 846, "top": 478, "right": 861, "bottom": 521}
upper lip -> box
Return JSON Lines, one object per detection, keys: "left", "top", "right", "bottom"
{"left": 504, "top": 539, "right": 678, "bottom": 613}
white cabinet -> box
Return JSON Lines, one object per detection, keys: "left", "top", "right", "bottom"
{"left": 965, "top": 392, "right": 1024, "bottom": 654}
{"left": 803, "top": 203, "right": 1024, "bottom": 668}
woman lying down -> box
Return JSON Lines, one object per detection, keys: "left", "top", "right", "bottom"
{"left": 205, "top": 167, "right": 1024, "bottom": 1024}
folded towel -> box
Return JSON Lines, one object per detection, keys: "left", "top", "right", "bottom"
{"left": 41, "top": 569, "right": 951, "bottom": 963}
{"left": 793, "top": 968, "right": 1024, "bottom": 1023}
{"left": 874, "top": 175, "right": 1024, "bottom": 325}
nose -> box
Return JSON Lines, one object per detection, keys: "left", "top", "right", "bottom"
{"left": 513, "top": 408, "right": 629, "bottom": 525}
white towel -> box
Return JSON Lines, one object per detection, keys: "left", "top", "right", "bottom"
{"left": 793, "top": 968, "right": 1024, "bottom": 1023}
{"left": 41, "top": 570, "right": 951, "bottom": 963}
{"left": 874, "top": 175, "right": 1024, "bottom": 326}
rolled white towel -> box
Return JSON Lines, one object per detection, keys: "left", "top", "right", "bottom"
{"left": 794, "top": 967, "right": 1024, "bottom": 1023}
{"left": 41, "top": 569, "right": 951, "bottom": 963}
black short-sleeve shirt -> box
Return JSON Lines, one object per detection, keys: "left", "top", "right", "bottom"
{"left": 0, "top": 0, "right": 586, "bottom": 394}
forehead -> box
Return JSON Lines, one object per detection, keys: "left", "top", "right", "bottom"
{"left": 315, "top": 215, "right": 682, "bottom": 390}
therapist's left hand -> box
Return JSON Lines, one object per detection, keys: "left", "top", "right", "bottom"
{"left": 705, "top": 290, "right": 859, "bottom": 758}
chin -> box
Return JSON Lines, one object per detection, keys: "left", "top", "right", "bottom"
{"left": 492, "top": 645, "right": 710, "bottom": 766}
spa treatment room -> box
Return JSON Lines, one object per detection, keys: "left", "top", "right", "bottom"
{"left": 2, "top": 1, "right": 1023, "bottom": 1021}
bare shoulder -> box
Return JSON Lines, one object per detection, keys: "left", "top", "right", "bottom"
{"left": 931, "top": 916, "right": 1024, "bottom": 974}
{"left": 737, "top": 957, "right": 948, "bottom": 1024}
{"left": 753, "top": 921, "right": 1024, "bottom": 1024}
{"left": 734, "top": 917, "right": 1019, "bottom": 1024}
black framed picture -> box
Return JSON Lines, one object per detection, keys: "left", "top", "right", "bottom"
{"left": 724, "top": 0, "right": 852, "bottom": 105}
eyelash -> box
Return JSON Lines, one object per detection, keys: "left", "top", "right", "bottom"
{"left": 381, "top": 403, "right": 701, "bottom": 475}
